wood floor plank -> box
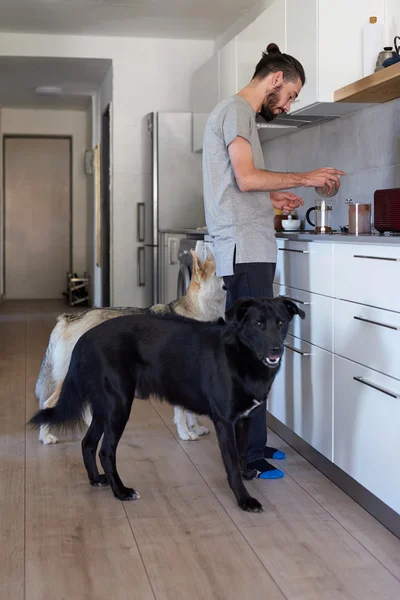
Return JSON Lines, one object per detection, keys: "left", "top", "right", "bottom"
{"left": 266, "top": 429, "right": 400, "bottom": 582}
{"left": 0, "top": 319, "right": 26, "bottom": 600}
{"left": 24, "top": 315, "right": 155, "bottom": 600}
{"left": 154, "top": 403, "right": 400, "bottom": 600}
{"left": 118, "top": 401, "right": 286, "bottom": 600}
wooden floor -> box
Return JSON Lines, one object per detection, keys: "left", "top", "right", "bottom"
{"left": 1, "top": 299, "right": 400, "bottom": 600}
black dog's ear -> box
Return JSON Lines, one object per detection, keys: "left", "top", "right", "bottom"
{"left": 225, "top": 298, "right": 253, "bottom": 324}
{"left": 281, "top": 298, "right": 306, "bottom": 321}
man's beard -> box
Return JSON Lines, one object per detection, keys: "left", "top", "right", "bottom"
{"left": 258, "top": 86, "right": 283, "bottom": 122}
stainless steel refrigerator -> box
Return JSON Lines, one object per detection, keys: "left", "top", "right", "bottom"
{"left": 137, "top": 112, "right": 205, "bottom": 306}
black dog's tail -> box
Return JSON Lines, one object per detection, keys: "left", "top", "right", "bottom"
{"left": 28, "top": 372, "right": 87, "bottom": 432}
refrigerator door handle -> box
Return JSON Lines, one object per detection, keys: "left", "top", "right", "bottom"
{"left": 137, "top": 247, "right": 145, "bottom": 287}
{"left": 169, "top": 237, "right": 179, "bottom": 265}
{"left": 137, "top": 202, "right": 145, "bottom": 243}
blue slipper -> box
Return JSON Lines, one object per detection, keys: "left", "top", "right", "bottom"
{"left": 272, "top": 449, "right": 286, "bottom": 460}
{"left": 258, "top": 468, "right": 285, "bottom": 479}
{"left": 264, "top": 446, "right": 286, "bottom": 460}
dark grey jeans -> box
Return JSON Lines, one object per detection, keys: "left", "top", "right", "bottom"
{"left": 223, "top": 262, "right": 276, "bottom": 464}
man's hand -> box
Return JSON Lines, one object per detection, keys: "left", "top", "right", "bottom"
{"left": 271, "top": 191, "right": 304, "bottom": 214}
{"left": 303, "top": 167, "right": 346, "bottom": 194}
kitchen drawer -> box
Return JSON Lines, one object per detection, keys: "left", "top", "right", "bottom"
{"left": 334, "top": 355, "right": 400, "bottom": 515}
{"left": 334, "top": 243, "right": 400, "bottom": 312}
{"left": 268, "top": 335, "right": 333, "bottom": 460}
{"left": 334, "top": 299, "right": 400, "bottom": 380}
{"left": 274, "top": 284, "right": 333, "bottom": 352}
{"left": 275, "top": 239, "right": 333, "bottom": 297}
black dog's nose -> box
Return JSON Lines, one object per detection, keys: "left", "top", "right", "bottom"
{"left": 269, "top": 345, "right": 281, "bottom": 356}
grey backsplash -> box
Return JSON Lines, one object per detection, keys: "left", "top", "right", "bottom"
{"left": 262, "top": 98, "right": 400, "bottom": 231}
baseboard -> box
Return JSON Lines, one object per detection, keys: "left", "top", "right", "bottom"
{"left": 267, "top": 412, "right": 400, "bottom": 539}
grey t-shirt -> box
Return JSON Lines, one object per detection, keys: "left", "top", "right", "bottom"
{"left": 203, "top": 95, "right": 276, "bottom": 277}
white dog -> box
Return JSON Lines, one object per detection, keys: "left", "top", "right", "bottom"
{"left": 35, "top": 249, "right": 226, "bottom": 444}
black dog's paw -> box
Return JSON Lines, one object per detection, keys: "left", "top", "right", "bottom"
{"left": 239, "top": 496, "right": 263, "bottom": 512}
{"left": 242, "top": 467, "right": 258, "bottom": 480}
{"left": 90, "top": 474, "right": 109, "bottom": 487}
{"left": 114, "top": 487, "right": 141, "bottom": 501}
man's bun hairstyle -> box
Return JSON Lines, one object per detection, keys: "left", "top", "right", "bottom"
{"left": 252, "top": 42, "right": 305, "bottom": 85}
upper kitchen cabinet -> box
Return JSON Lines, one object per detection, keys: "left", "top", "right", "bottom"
{"left": 287, "top": 0, "right": 385, "bottom": 115}
{"left": 236, "top": 0, "right": 286, "bottom": 91}
{"left": 219, "top": 37, "right": 238, "bottom": 100}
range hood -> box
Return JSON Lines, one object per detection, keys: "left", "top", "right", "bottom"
{"left": 256, "top": 101, "right": 376, "bottom": 141}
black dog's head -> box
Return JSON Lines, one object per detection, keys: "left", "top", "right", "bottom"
{"left": 225, "top": 297, "right": 305, "bottom": 368}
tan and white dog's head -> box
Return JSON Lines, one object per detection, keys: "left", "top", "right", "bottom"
{"left": 189, "top": 248, "right": 226, "bottom": 320}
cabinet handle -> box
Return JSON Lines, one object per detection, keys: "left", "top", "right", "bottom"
{"left": 137, "top": 247, "right": 145, "bottom": 287}
{"left": 353, "top": 376, "right": 399, "bottom": 399}
{"left": 353, "top": 316, "right": 399, "bottom": 331}
{"left": 284, "top": 344, "right": 311, "bottom": 356}
{"left": 279, "top": 294, "right": 310, "bottom": 306}
{"left": 279, "top": 248, "right": 310, "bottom": 254}
{"left": 353, "top": 254, "right": 400, "bottom": 262}
{"left": 137, "top": 202, "right": 145, "bottom": 243}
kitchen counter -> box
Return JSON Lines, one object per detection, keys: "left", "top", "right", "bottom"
{"left": 275, "top": 231, "right": 400, "bottom": 245}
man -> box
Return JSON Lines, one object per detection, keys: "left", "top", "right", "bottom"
{"left": 203, "top": 43, "right": 344, "bottom": 479}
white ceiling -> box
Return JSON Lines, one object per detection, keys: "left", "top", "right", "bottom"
{"left": 0, "top": 57, "right": 112, "bottom": 110}
{"left": 0, "top": 0, "right": 261, "bottom": 39}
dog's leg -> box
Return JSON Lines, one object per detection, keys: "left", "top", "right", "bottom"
{"left": 39, "top": 424, "right": 59, "bottom": 445}
{"left": 38, "top": 382, "right": 65, "bottom": 444}
{"left": 235, "top": 418, "right": 257, "bottom": 480}
{"left": 82, "top": 405, "right": 93, "bottom": 428}
{"left": 98, "top": 402, "right": 140, "bottom": 501}
{"left": 174, "top": 407, "right": 199, "bottom": 441}
{"left": 187, "top": 412, "right": 210, "bottom": 437}
{"left": 213, "top": 417, "right": 262, "bottom": 513}
{"left": 82, "top": 413, "right": 108, "bottom": 487}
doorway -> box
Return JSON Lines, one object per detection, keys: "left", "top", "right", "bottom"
{"left": 3, "top": 135, "right": 72, "bottom": 299}
{"left": 101, "top": 104, "right": 111, "bottom": 307}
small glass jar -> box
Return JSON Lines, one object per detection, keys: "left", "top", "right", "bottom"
{"left": 347, "top": 200, "right": 371, "bottom": 235}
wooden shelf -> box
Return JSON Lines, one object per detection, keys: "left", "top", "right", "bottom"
{"left": 334, "top": 62, "right": 400, "bottom": 103}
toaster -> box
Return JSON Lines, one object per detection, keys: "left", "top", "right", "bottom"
{"left": 374, "top": 188, "right": 400, "bottom": 234}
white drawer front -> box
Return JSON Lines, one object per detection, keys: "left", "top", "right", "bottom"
{"left": 274, "top": 284, "right": 333, "bottom": 352}
{"left": 268, "top": 335, "right": 333, "bottom": 460}
{"left": 334, "top": 355, "right": 400, "bottom": 515}
{"left": 334, "top": 243, "right": 400, "bottom": 312}
{"left": 275, "top": 240, "right": 333, "bottom": 297}
{"left": 334, "top": 299, "right": 400, "bottom": 380}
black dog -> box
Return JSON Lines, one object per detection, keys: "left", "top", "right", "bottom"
{"left": 29, "top": 297, "right": 304, "bottom": 512}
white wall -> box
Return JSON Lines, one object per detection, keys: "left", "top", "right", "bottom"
{"left": 1, "top": 108, "right": 90, "bottom": 276}
{"left": 215, "top": 0, "right": 275, "bottom": 50}
{"left": 0, "top": 33, "right": 214, "bottom": 307}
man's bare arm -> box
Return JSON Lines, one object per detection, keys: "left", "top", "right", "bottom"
{"left": 228, "top": 136, "right": 345, "bottom": 194}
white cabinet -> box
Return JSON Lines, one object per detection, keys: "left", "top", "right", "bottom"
{"left": 269, "top": 335, "right": 333, "bottom": 460}
{"left": 334, "top": 355, "right": 400, "bottom": 514}
{"left": 287, "top": 0, "right": 385, "bottom": 114}
{"left": 219, "top": 37, "right": 238, "bottom": 101}
{"left": 334, "top": 243, "right": 400, "bottom": 313}
{"left": 237, "top": 0, "right": 286, "bottom": 91}
{"left": 274, "top": 283, "right": 334, "bottom": 352}
{"left": 334, "top": 299, "right": 400, "bottom": 381}
{"left": 270, "top": 238, "right": 400, "bottom": 518}
{"left": 275, "top": 239, "right": 334, "bottom": 297}
{"left": 191, "top": 54, "right": 219, "bottom": 153}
